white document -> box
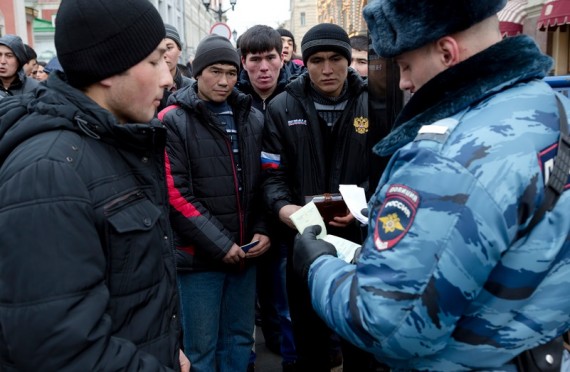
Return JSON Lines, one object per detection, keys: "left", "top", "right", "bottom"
{"left": 290, "top": 201, "right": 360, "bottom": 263}
{"left": 339, "top": 184, "right": 368, "bottom": 225}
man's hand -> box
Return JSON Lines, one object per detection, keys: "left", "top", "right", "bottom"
{"left": 244, "top": 233, "right": 271, "bottom": 258}
{"left": 222, "top": 244, "right": 246, "bottom": 264}
{"left": 293, "top": 225, "right": 337, "bottom": 280}
{"left": 278, "top": 204, "right": 302, "bottom": 229}
{"left": 329, "top": 211, "right": 355, "bottom": 227}
{"left": 179, "top": 349, "right": 190, "bottom": 372}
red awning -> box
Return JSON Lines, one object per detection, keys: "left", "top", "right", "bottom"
{"left": 498, "top": 0, "right": 527, "bottom": 37}
{"left": 538, "top": 0, "right": 570, "bottom": 31}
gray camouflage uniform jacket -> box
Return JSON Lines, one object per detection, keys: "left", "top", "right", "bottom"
{"left": 307, "top": 35, "right": 570, "bottom": 370}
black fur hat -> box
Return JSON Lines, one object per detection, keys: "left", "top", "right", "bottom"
{"left": 363, "top": 0, "right": 507, "bottom": 58}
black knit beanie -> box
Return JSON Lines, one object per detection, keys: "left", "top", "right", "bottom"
{"left": 363, "top": 0, "right": 507, "bottom": 58}
{"left": 165, "top": 23, "right": 182, "bottom": 50}
{"left": 276, "top": 28, "right": 296, "bottom": 51}
{"left": 55, "top": 0, "right": 165, "bottom": 88}
{"left": 301, "top": 23, "right": 351, "bottom": 66}
{"left": 192, "top": 35, "right": 240, "bottom": 78}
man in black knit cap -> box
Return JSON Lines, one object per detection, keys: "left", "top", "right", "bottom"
{"left": 158, "top": 23, "right": 193, "bottom": 112}
{"left": 261, "top": 23, "right": 383, "bottom": 371}
{"left": 0, "top": 0, "right": 189, "bottom": 370}
{"left": 276, "top": 28, "right": 305, "bottom": 78}
{"left": 159, "top": 34, "right": 270, "bottom": 372}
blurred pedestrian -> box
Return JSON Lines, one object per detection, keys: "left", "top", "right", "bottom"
{"left": 0, "top": 34, "right": 39, "bottom": 98}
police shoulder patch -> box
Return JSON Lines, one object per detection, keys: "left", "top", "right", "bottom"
{"left": 374, "top": 184, "right": 420, "bottom": 251}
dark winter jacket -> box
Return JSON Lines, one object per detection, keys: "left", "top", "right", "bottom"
{"left": 0, "top": 72, "right": 181, "bottom": 371}
{"left": 0, "top": 69, "right": 39, "bottom": 99}
{"left": 159, "top": 82, "right": 267, "bottom": 271}
{"left": 262, "top": 69, "right": 379, "bottom": 212}
{"left": 236, "top": 67, "right": 289, "bottom": 113}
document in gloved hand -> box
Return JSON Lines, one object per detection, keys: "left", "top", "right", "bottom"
{"left": 290, "top": 201, "right": 360, "bottom": 263}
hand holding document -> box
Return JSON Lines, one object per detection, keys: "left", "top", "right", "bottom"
{"left": 290, "top": 201, "right": 360, "bottom": 263}
{"left": 339, "top": 184, "right": 368, "bottom": 225}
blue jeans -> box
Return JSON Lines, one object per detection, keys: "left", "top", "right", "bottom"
{"left": 178, "top": 265, "right": 256, "bottom": 372}
{"left": 274, "top": 243, "right": 297, "bottom": 364}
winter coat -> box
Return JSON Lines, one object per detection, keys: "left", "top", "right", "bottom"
{"left": 159, "top": 82, "right": 267, "bottom": 271}
{"left": 308, "top": 35, "right": 570, "bottom": 370}
{"left": 0, "top": 69, "right": 39, "bottom": 99}
{"left": 262, "top": 69, "right": 379, "bottom": 214}
{"left": 0, "top": 72, "right": 181, "bottom": 371}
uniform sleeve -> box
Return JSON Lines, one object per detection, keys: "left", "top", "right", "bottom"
{"left": 307, "top": 147, "right": 509, "bottom": 362}
{"left": 161, "top": 109, "right": 233, "bottom": 259}
{"left": 261, "top": 100, "right": 295, "bottom": 215}
{"left": 0, "top": 160, "right": 173, "bottom": 371}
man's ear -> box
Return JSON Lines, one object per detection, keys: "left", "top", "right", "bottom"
{"left": 435, "top": 36, "right": 460, "bottom": 67}
{"left": 99, "top": 75, "right": 116, "bottom": 88}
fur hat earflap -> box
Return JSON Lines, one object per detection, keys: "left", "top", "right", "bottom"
{"left": 363, "top": 0, "right": 507, "bottom": 58}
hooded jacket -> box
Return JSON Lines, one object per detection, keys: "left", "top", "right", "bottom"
{"left": 0, "top": 34, "right": 39, "bottom": 99}
{"left": 0, "top": 72, "right": 181, "bottom": 371}
{"left": 159, "top": 82, "right": 267, "bottom": 271}
{"left": 307, "top": 36, "right": 570, "bottom": 371}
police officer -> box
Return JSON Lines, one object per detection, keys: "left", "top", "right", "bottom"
{"left": 293, "top": 0, "right": 570, "bottom": 370}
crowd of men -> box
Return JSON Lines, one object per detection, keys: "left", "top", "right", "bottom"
{"left": 1, "top": 0, "right": 569, "bottom": 371}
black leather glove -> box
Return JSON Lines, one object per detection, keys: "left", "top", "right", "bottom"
{"left": 293, "top": 225, "right": 337, "bottom": 280}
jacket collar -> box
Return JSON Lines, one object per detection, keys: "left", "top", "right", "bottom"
{"left": 375, "top": 36, "right": 553, "bottom": 156}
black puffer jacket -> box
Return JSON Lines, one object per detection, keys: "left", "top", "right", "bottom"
{"left": 262, "top": 69, "right": 379, "bottom": 213}
{"left": 159, "top": 82, "right": 267, "bottom": 271}
{"left": 0, "top": 72, "right": 180, "bottom": 371}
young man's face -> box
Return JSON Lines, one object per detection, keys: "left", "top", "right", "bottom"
{"left": 350, "top": 48, "right": 368, "bottom": 77}
{"left": 242, "top": 49, "right": 283, "bottom": 95}
{"left": 103, "top": 40, "right": 173, "bottom": 123}
{"left": 0, "top": 45, "right": 20, "bottom": 84}
{"left": 24, "top": 58, "right": 37, "bottom": 77}
{"left": 280, "top": 36, "right": 294, "bottom": 62}
{"left": 163, "top": 38, "right": 181, "bottom": 76}
{"left": 197, "top": 63, "right": 238, "bottom": 103}
{"left": 306, "top": 51, "right": 348, "bottom": 98}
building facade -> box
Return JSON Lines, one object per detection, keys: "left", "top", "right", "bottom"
{"left": 289, "top": 0, "right": 318, "bottom": 52}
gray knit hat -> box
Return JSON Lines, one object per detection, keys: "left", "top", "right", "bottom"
{"left": 55, "top": 0, "right": 165, "bottom": 88}
{"left": 0, "top": 34, "right": 27, "bottom": 69}
{"left": 301, "top": 23, "right": 351, "bottom": 66}
{"left": 363, "top": 0, "right": 507, "bottom": 58}
{"left": 192, "top": 34, "right": 240, "bottom": 78}
{"left": 165, "top": 23, "right": 182, "bottom": 50}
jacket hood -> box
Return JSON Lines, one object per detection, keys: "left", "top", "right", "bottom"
{"left": 0, "top": 72, "right": 162, "bottom": 164}
{"left": 0, "top": 34, "right": 27, "bottom": 69}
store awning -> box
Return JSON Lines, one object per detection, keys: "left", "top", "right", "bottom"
{"left": 537, "top": 0, "right": 570, "bottom": 31}
{"left": 498, "top": 0, "right": 527, "bottom": 37}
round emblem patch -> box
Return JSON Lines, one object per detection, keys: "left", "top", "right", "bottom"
{"left": 374, "top": 184, "right": 420, "bottom": 251}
